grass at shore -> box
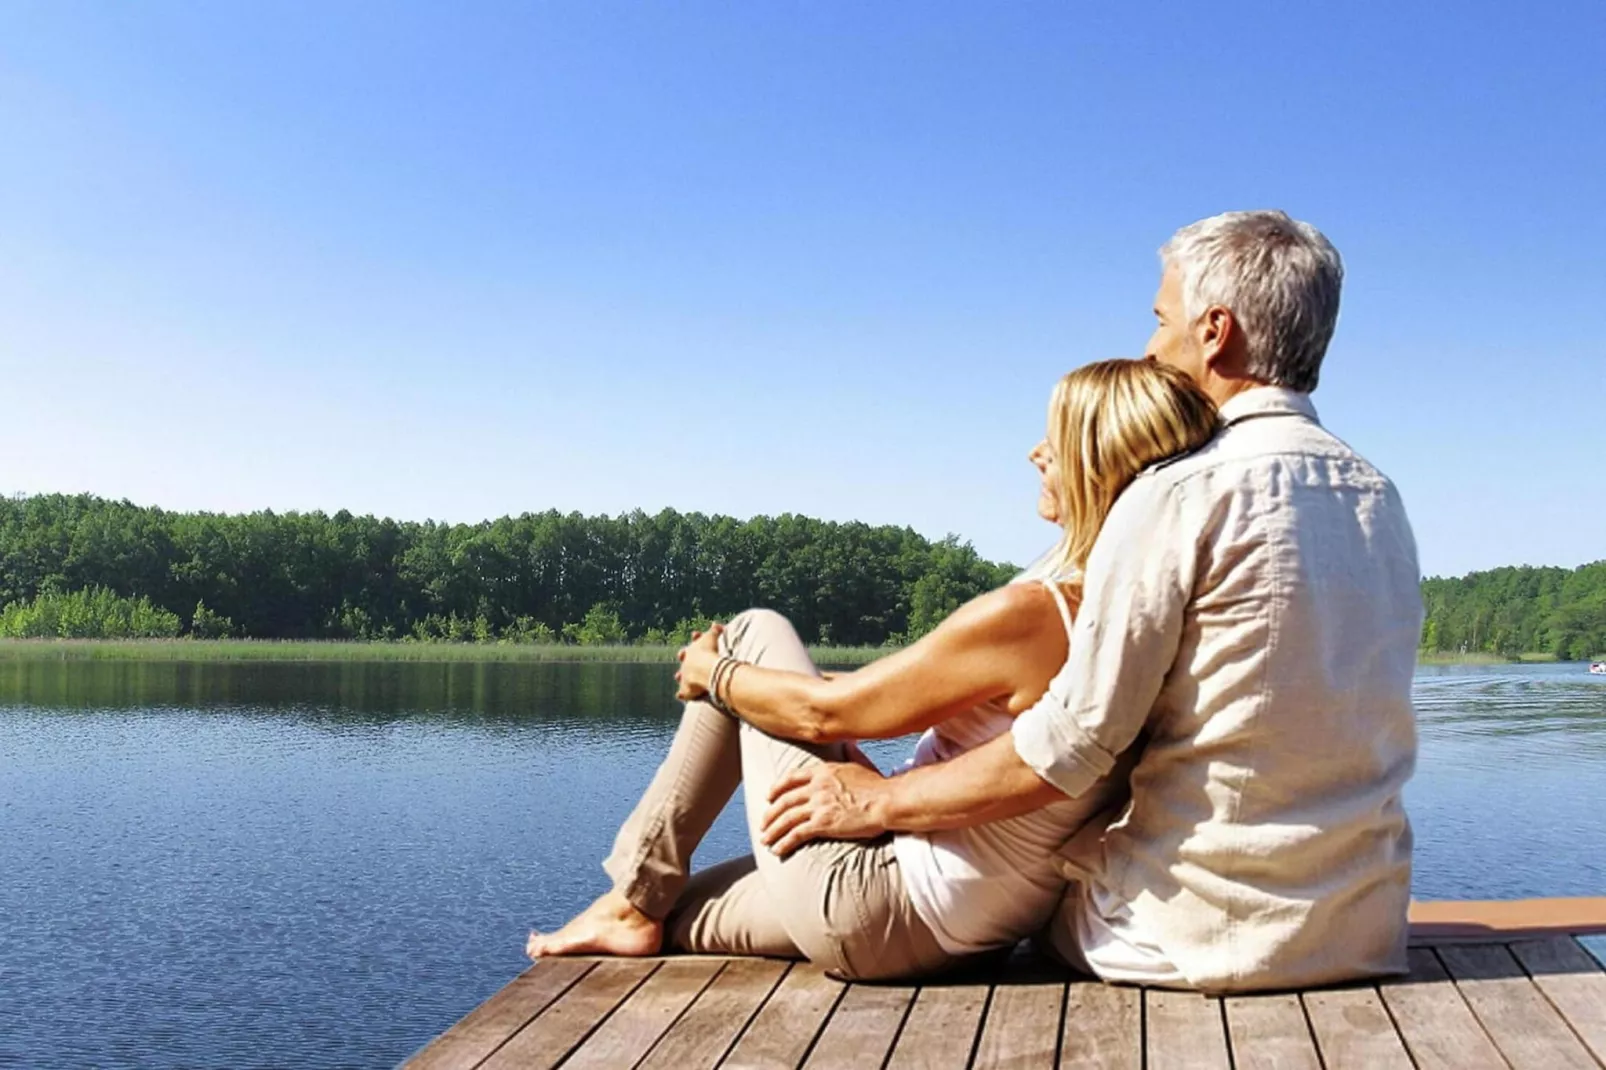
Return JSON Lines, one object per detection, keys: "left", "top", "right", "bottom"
{"left": 0, "top": 638, "right": 890, "bottom": 666}
{"left": 1415, "top": 650, "right": 1558, "bottom": 665}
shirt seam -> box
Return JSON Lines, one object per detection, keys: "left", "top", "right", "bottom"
{"left": 1217, "top": 514, "right": 1281, "bottom": 986}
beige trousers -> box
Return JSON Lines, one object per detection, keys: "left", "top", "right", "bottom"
{"left": 602, "top": 608, "right": 951, "bottom": 981}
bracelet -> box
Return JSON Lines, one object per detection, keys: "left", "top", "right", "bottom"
{"left": 718, "top": 659, "right": 743, "bottom": 712}
{"left": 704, "top": 655, "right": 729, "bottom": 713}
{"left": 706, "top": 654, "right": 742, "bottom": 715}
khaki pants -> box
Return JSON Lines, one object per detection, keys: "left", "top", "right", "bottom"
{"left": 602, "top": 608, "right": 951, "bottom": 981}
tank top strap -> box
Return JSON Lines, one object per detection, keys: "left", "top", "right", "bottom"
{"left": 1038, "top": 578, "right": 1077, "bottom": 637}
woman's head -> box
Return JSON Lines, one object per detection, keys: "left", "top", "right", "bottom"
{"left": 1031, "top": 359, "right": 1220, "bottom": 576}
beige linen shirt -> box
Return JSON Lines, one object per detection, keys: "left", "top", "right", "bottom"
{"left": 1012, "top": 386, "right": 1423, "bottom": 993}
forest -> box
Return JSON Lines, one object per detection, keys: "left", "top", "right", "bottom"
{"left": 0, "top": 494, "right": 1016, "bottom": 645}
{"left": 1420, "top": 563, "right": 1606, "bottom": 661}
{"left": 2, "top": 494, "right": 1601, "bottom": 658}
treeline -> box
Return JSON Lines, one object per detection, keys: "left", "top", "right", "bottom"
{"left": 1421, "top": 563, "right": 1606, "bottom": 660}
{"left": 0, "top": 495, "right": 1017, "bottom": 645}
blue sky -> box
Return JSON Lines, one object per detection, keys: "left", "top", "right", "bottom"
{"left": 2, "top": 1, "right": 1602, "bottom": 578}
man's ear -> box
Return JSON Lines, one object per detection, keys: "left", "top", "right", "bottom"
{"left": 1197, "top": 306, "right": 1238, "bottom": 370}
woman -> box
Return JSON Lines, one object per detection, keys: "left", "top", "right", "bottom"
{"left": 527, "top": 359, "right": 1219, "bottom": 980}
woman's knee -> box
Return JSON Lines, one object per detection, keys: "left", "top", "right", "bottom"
{"left": 722, "top": 608, "right": 803, "bottom": 659}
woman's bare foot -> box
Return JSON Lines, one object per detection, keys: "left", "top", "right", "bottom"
{"left": 526, "top": 891, "right": 664, "bottom": 959}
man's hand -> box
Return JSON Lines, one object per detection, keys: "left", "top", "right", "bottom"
{"left": 761, "top": 761, "right": 889, "bottom": 857}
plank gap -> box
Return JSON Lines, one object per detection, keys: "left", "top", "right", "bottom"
{"left": 1299, "top": 993, "right": 1328, "bottom": 1070}
{"left": 970, "top": 986, "right": 997, "bottom": 1070}
{"left": 1220, "top": 997, "right": 1237, "bottom": 1070}
{"left": 791, "top": 981, "right": 849, "bottom": 1070}
{"left": 878, "top": 985, "right": 922, "bottom": 1070}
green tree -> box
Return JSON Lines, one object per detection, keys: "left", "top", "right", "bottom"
{"left": 564, "top": 603, "right": 628, "bottom": 645}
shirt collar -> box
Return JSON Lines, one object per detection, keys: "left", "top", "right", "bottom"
{"left": 1217, "top": 385, "right": 1320, "bottom": 426}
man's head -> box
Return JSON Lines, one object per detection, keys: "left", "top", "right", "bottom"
{"left": 1146, "top": 210, "right": 1343, "bottom": 405}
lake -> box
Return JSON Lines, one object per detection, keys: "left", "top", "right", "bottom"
{"left": 2, "top": 659, "right": 1603, "bottom": 1068}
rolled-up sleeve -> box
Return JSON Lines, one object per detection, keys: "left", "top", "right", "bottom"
{"left": 1012, "top": 474, "right": 1194, "bottom": 798}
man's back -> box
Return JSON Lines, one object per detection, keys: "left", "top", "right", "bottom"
{"left": 1020, "top": 386, "right": 1423, "bottom": 992}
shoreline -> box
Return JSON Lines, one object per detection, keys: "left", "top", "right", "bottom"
{"left": 0, "top": 639, "right": 1570, "bottom": 667}
{"left": 1415, "top": 651, "right": 1559, "bottom": 666}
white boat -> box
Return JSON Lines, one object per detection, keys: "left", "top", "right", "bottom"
{"left": 1592, "top": 661, "right": 1606, "bottom": 675}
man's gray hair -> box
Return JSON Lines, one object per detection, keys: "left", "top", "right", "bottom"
{"left": 1160, "top": 210, "right": 1343, "bottom": 393}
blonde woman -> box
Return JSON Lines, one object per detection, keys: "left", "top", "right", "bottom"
{"left": 527, "top": 360, "right": 1220, "bottom": 980}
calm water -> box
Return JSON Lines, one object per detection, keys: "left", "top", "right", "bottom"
{"left": 1, "top": 659, "right": 1603, "bottom": 1068}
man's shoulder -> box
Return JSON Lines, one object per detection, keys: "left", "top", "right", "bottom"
{"left": 1140, "top": 413, "right": 1394, "bottom": 494}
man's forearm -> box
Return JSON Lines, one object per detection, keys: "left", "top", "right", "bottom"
{"left": 873, "top": 731, "right": 1066, "bottom": 833}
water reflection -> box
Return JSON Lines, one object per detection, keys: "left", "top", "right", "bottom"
{"left": 0, "top": 658, "right": 687, "bottom": 727}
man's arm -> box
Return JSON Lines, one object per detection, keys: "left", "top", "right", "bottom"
{"left": 761, "top": 731, "right": 1059, "bottom": 856}
{"left": 760, "top": 474, "right": 1197, "bottom": 854}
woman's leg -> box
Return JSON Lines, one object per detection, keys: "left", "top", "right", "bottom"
{"left": 528, "top": 664, "right": 747, "bottom": 956}
{"left": 665, "top": 855, "right": 801, "bottom": 958}
{"left": 535, "top": 607, "right": 951, "bottom": 979}
{"left": 601, "top": 693, "right": 744, "bottom": 920}
{"left": 530, "top": 607, "right": 830, "bottom": 957}
{"left": 670, "top": 609, "right": 953, "bottom": 980}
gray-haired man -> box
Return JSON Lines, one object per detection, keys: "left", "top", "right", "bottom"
{"left": 761, "top": 210, "right": 1424, "bottom": 992}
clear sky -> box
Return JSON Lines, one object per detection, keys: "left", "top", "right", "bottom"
{"left": 2, "top": 1, "right": 1602, "bottom": 578}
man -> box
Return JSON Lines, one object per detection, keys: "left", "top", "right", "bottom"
{"left": 762, "top": 209, "right": 1424, "bottom": 992}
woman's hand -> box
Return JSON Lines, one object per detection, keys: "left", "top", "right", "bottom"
{"left": 760, "top": 761, "right": 889, "bottom": 857}
{"left": 674, "top": 623, "right": 724, "bottom": 701}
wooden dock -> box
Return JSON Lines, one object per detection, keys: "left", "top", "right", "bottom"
{"left": 406, "top": 898, "right": 1606, "bottom": 1069}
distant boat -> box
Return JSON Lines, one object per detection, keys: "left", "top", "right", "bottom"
{"left": 1592, "top": 661, "right": 1606, "bottom": 675}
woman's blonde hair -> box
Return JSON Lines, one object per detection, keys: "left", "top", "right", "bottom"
{"left": 1042, "top": 359, "right": 1220, "bottom": 579}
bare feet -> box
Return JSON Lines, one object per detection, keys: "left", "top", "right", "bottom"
{"left": 526, "top": 891, "right": 664, "bottom": 959}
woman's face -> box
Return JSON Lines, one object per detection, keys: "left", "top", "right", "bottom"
{"left": 1029, "top": 435, "right": 1062, "bottom": 525}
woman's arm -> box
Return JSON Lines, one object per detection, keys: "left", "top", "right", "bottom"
{"left": 678, "top": 584, "right": 1070, "bottom": 743}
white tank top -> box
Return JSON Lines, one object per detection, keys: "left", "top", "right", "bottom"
{"left": 891, "top": 579, "right": 1090, "bottom": 955}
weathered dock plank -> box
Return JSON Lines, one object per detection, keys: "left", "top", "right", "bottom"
{"left": 720, "top": 962, "right": 841, "bottom": 1070}
{"left": 1438, "top": 942, "right": 1599, "bottom": 1070}
{"left": 970, "top": 980, "right": 1063, "bottom": 1069}
{"left": 1145, "top": 990, "right": 1230, "bottom": 1070}
{"left": 1058, "top": 982, "right": 1139, "bottom": 1070}
{"left": 561, "top": 957, "right": 725, "bottom": 1070}
{"left": 1223, "top": 993, "right": 1321, "bottom": 1070}
{"left": 884, "top": 984, "right": 989, "bottom": 1070}
{"left": 412, "top": 900, "right": 1606, "bottom": 1070}
{"left": 1508, "top": 936, "right": 1606, "bottom": 1065}
{"left": 1300, "top": 986, "right": 1413, "bottom": 1070}
{"left": 1378, "top": 948, "right": 1508, "bottom": 1070}
{"left": 800, "top": 983, "right": 917, "bottom": 1070}
{"left": 638, "top": 958, "right": 789, "bottom": 1070}
{"left": 479, "top": 959, "right": 656, "bottom": 1070}
{"left": 405, "top": 958, "right": 594, "bottom": 1070}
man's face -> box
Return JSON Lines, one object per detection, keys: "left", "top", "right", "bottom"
{"left": 1145, "top": 266, "right": 1205, "bottom": 384}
